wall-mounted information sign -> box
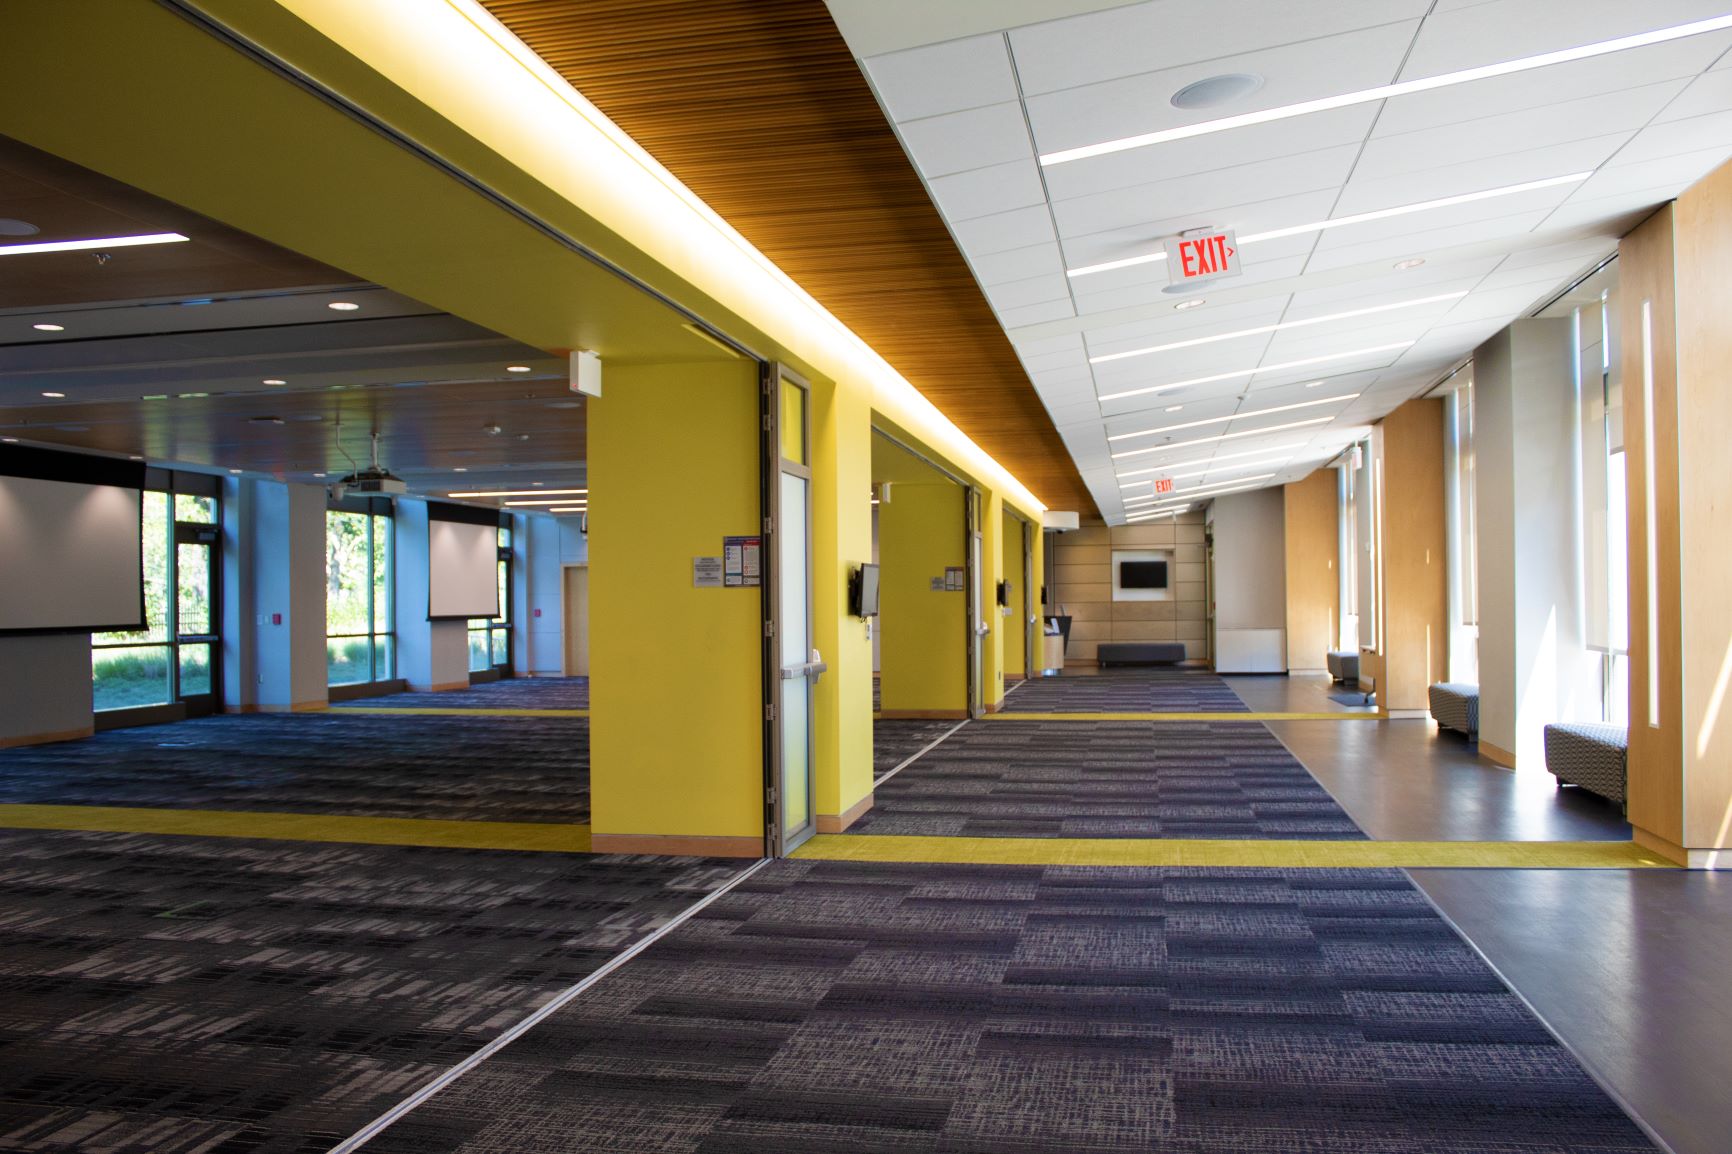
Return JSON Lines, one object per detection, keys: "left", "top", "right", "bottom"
{"left": 693, "top": 556, "right": 724, "bottom": 588}
{"left": 723, "top": 536, "right": 761, "bottom": 587}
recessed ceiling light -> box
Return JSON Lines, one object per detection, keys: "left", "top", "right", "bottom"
{"left": 0, "top": 231, "right": 189, "bottom": 257}
{"left": 1173, "top": 298, "right": 1206, "bottom": 311}
{"left": 1040, "top": 14, "right": 1732, "bottom": 165}
{"left": 262, "top": 378, "right": 286, "bottom": 386}
{"left": 327, "top": 301, "right": 360, "bottom": 311}
{"left": 453, "top": 467, "right": 468, "bottom": 473}
{"left": 2, "top": 437, "right": 19, "bottom": 443}
{"left": 128, "top": 455, "right": 144, "bottom": 461}
{"left": 0, "top": 218, "right": 40, "bottom": 237}
{"left": 447, "top": 488, "right": 587, "bottom": 498}
{"left": 504, "top": 498, "right": 589, "bottom": 506}
{"left": 1066, "top": 174, "right": 1589, "bottom": 278}
{"left": 1091, "top": 293, "right": 1465, "bottom": 365}
{"left": 506, "top": 365, "right": 532, "bottom": 373}
{"left": 1394, "top": 258, "right": 1426, "bottom": 270}
{"left": 1170, "top": 72, "right": 1263, "bottom": 110}
{"left": 32, "top": 323, "right": 63, "bottom": 332}
{"left": 229, "top": 468, "right": 243, "bottom": 474}
{"left": 1097, "top": 342, "right": 1411, "bottom": 404}
{"left": 179, "top": 392, "right": 209, "bottom": 399}
{"left": 314, "top": 472, "right": 327, "bottom": 478}
{"left": 40, "top": 391, "right": 65, "bottom": 398}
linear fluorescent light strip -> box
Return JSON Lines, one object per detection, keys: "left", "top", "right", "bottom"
{"left": 1120, "top": 455, "right": 1293, "bottom": 489}
{"left": 1112, "top": 416, "right": 1335, "bottom": 460}
{"left": 1127, "top": 482, "right": 1266, "bottom": 518}
{"left": 1117, "top": 442, "right": 1310, "bottom": 480}
{"left": 504, "top": 499, "right": 589, "bottom": 507}
{"left": 1041, "top": 15, "right": 1732, "bottom": 166}
{"left": 1090, "top": 293, "right": 1465, "bottom": 364}
{"left": 1124, "top": 474, "right": 1275, "bottom": 504}
{"left": 1100, "top": 344, "right": 1407, "bottom": 404}
{"left": 1124, "top": 505, "right": 1192, "bottom": 522}
{"left": 448, "top": 488, "right": 588, "bottom": 498}
{"left": 0, "top": 231, "right": 190, "bottom": 256}
{"left": 1066, "top": 174, "right": 1590, "bottom": 278}
{"left": 1110, "top": 393, "right": 1359, "bottom": 444}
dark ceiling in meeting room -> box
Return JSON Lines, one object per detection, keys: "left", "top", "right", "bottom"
{"left": 0, "top": 134, "right": 592, "bottom": 505}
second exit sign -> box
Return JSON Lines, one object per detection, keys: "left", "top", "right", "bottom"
{"left": 1163, "top": 229, "right": 1241, "bottom": 285}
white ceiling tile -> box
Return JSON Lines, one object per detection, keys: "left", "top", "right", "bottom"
{"left": 1614, "top": 108, "right": 1732, "bottom": 166}
{"left": 863, "top": 35, "right": 1018, "bottom": 122}
{"left": 1398, "top": 0, "right": 1732, "bottom": 78}
{"left": 1022, "top": 21, "right": 1420, "bottom": 155}
{"left": 1009, "top": 0, "right": 1428, "bottom": 95}
{"left": 971, "top": 241, "right": 1068, "bottom": 285}
{"left": 1017, "top": 345, "right": 1089, "bottom": 373}
{"left": 1012, "top": 331, "right": 1086, "bottom": 357}
{"left": 950, "top": 204, "right": 1060, "bottom": 255}
{"left": 985, "top": 272, "right": 1071, "bottom": 311}
{"left": 998, "top": 298, "right": 1078, "bottom": 327}
{"left": 898, "top": 102, "right": 1034, "bottom": 178}
{"left": 1655, "top": 65, "right": 1732, "bottom": 121}
{"left": 1302, "top": 208, "right": 1555, "bottom": 273}
{"left": 1081, "top": 296, "right": 1292, "bottom": 348}
{"left": 1059, "top": 191, "right": 1336, "bottom": 266}
{"left": 1332, "top": 135, "right": 1634, "bottom": 217}
{"left": 928, "top": 158, "right": 1048, "bottom": 221}
{"left": 1571, "top": 144, "right": 1730, "bottom": 199}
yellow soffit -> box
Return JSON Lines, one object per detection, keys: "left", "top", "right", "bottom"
{"left": 272, "top": 0, "right": 1046, "bottom": 518}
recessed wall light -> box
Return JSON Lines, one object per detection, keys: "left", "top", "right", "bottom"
{"left": 1173, "top": 298, "right": 1205, "bottom": 311}
{"left": 1394, "top": 258, "right": 1426, "bottom": 270}
{"left": 505, "top": 365, "right": 532, "bottom": 373}
{"left": 327, "top": 301, "right": 360, "bottom": 311}
{"left": 32, "top": 323, "right": 63, "bottom": 332}
{"left": 40, "top": 391, "right": 65, "bottom": 398}
{"left": 262, "top": 378, "right": 286, "bottom": 386}
{"left": 0, "top": 231, "right": 189, "bottom": 257}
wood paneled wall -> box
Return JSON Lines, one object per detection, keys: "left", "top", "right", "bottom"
{"left": 1283, "top": 469, "right": 1339, "bottom": 671}
{"left": 1050, "top": 514, "right": 1209, "bottom": 665}
{"left": 1375, "top": 397, "right": 1448, "bottom": 714}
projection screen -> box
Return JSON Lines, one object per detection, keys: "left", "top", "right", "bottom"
{"left": 427, "top": 517, "right": 500, "bottom": 619}
{"left": 0, "top": 473, "right": 145, "bottom": 632}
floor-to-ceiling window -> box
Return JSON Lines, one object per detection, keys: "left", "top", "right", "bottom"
{"left": 1444, "top": 375, "right": 1479, "bottom": 685}
{"left": 326, "top": 503, "right": 394, "bottom": 686}
{"left": 467, "top": 521, "right": 512, "bottom": 677}
{"left": 1577, "top": 284, "right": 1629, "bottom": 725}
{"left": 91, "top": 472, "right": 222, "bottom": 719}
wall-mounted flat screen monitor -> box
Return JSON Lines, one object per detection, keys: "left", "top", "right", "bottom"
{"left": 1119, "top": 560, "right": 1168, "bottom": 589}
{"left": 851, "top": 562, "right": 880, "bottom": 617}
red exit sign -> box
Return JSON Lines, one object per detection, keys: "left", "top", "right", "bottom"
{"left": 1162, "top": 229, "right": 1241, "bottom": 285}
{"left": 1152, "top": 477, "right": 1175, "bottom": 494}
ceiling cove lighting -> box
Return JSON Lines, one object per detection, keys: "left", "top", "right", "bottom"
{"left": 1065, "top": 173, "right": 1590, "bottom": 278}
{"left": 1039, "top": 14, "right": 1732, "bottom": 166}
{"left": 447, "top": 488, "right": 587, "bottom": 498}
{"left": 1117, "top": 442, "right": 1310, "bottom": 480}
{"left": 1112, "top": 416, "right": 1336, "bottom": 460}
{"left": 1099, "top": 343, "right": 1408, "bottom": 404}
{"left": 0, "top": 231, "right": 190, "bottom": 256}
{"left": 1110, "top": 393, "right": 1360, "bottom": 444}
{"left": 1090, "top": 293, "right": 1465, "bottom": 365}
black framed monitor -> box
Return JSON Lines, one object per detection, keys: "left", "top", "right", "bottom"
{"left": 1119, "top": 560, "right": 1168, "bottom": 590}
{"left": 850, "top": 562, "right": 880, "bottom": 617}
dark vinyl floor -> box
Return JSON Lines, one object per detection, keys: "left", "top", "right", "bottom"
{"left": 354, "top": 859, "right": 1658, "bottom": 1154}
{"left": 0, "top": 710, "right": 591, "bottom": 824}
{"left": 850, "top": 720, "right": 1365, "bottom": 839}
{"left": 0, "top": 829, "right": 741, "bottom": 1154}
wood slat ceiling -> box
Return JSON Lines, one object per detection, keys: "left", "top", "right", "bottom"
{"left": 481, "top": 0, "right": 1095, "bottom": 514}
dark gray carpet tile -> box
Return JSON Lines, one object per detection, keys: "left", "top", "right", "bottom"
{"left": 849, "top": 721, "right": 1364, "bottom": 840}
{"left": 1003, "top": 669, "right": 1249, "bottom": 714}
{"left": 0, "top": 828, "right": 742, "bottom": 1154}
{"left": 353, "top": 861, "right": 1657, "bottom": 1154}
{"left": 874, "top": 719, "right": 961, "bottom": 774}
{"left": 332, "top": 676, "right": 589, "bottom": 711}
{"left": 0, "top": 711, "right": 589, "bottom": 824}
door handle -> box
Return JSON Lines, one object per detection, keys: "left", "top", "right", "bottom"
{"left": 975, "top": 622, "right": 990, "bottom": 636}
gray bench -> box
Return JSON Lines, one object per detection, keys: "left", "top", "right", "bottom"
{"left": 1327, "top": 651, "right": 1359, "bottom": 683}
{"left": 1428, "top": 683, "right": 1479, "bottom": 737}
{"left": 1097, "top": 642, "right": 1186, "bottom": 667}
{"left": 1544, "top": 722, "right": 1628, "bottom": 805}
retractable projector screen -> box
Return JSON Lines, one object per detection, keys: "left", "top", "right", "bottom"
{"left": 427, "top": 515, "right": 500, "bottom": 619}
{"left": 0, "top": 470, "right": 145, "bottom": 633}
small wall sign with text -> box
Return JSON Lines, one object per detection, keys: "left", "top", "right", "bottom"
{"left": 693, "top": 556, "right": 724, "bottom": 588}
{"left": 723, "top": 536, "right": 761, "bottom": 587}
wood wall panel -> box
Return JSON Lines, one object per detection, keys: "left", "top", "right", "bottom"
{"left": 1051, "top": 514, "right": 1211, "bottom": 665}
{"left": 1376, "top": 398, "right": 1448, "bottom": 714}
{"left": 481, "top": 0, "right": 1094, "bottom": 513}
{"left": 1283, "top": 469, "right": 1339, "bottom": 671}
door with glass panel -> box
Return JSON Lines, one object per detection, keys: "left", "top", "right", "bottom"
{"left": 172, "top": 504, "right": 219, "bottom": 716}
{"left": 764, "top": 363, "right": 820, "bottom": 856}
{"left": 966, "top": 489, "right": 985, "bottom": 718}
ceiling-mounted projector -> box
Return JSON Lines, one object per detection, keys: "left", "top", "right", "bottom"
{"left": 337, "top": 430, "right": 407, "bottom": 496}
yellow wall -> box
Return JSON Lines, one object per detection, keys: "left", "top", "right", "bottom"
{"left": 878, "top": 483, "right": 967, "bottom": 716}
{"left": 1001, "top": 510, "right": 1029, "bottom": 683}
{"left": 982, "top": 490, "right": 1004, "bottom": 710}
{"left": 589, "top": 361, "right": 763, "bottom": 848}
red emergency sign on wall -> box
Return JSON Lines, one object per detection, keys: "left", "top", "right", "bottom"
{"left": 1162, "top": 228, "right": 1241, "bottom": 285}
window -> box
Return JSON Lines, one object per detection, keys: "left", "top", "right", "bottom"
{"left": 468, "top": 523, "right": 512, "bottom": 674}
{"left": 326, "top": 508, "right": 394, "bottom": 685}
{"left": 1578, "top": 288, "right": 1629, "bottom": 725}
{"left": 92, "top": 480, "right": 221, "bottom": 714}
{"left": 1444, "top": 375, "right": 1479, "bottom": 684}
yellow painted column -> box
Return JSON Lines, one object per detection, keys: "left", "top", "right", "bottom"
{"left": 811, "top": 375, "right": 875, "bottom": 832}
{"left": 588, "top": 360, "right": 764, "bottom": 857}
{"left": 878, "top": 483, "right": 968, "bottom": 717}
{"left": 982, "top": 490, "right": 1006, "bottom": 711}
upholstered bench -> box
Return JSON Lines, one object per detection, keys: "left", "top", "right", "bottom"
{"left": 1544, "top": 722, "right": 1629, "bottom": 805}
{"left": 1097, "top": 642, "right": 1186, "bottom": 667}
{"left": 1428, "top": 683, "right": 1479, "bottom": 737}
{"left": 1326, "top": 651, "right": 1359, "bottom": 683}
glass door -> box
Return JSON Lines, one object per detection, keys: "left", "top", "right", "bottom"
{"left": 172, "top": 516, "right": 219, "bottom": 716}
{"left": 764, "top": 363, "right": 819, "bottom": 855}
{"left": 1022, "top": 518, "right": 1037, "bottom": 682}
{"left": 966, "top": 489, "right": 985, "bottom": 718}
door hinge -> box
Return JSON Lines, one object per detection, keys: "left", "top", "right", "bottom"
{"left": 762, "top": 414, "right": 773, "bottom": 431}
{"left": 764, "top": 620, "right": 775, "bottom": 638}
{"left": 763, "top": 516, "right": 773, "bottom": 535}
{"left": 765, "top": 786, "right": 777, "bottom": 805}
{"left": 765, "top": 703, "right": 777, "bottom": 722}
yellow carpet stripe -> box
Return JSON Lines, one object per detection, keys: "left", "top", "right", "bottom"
{"left": 794, "top": 834, "right": 1673, "bottom": 869}
{"left": 330, "top": 707, "right": 589, "bottom": 718}
{"left": 0, "top": 804, "right": 592, "bottom": 853}
{"left": 987, "top": 711, "right": 1379, "bottom": 722}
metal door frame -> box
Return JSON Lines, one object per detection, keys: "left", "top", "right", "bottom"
{"left": 965, "top": 486, "right": 985, "bottom": 719}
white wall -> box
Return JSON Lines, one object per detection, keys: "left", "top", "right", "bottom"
{"left": 0, "top": 634, "right": 93, "bottom": 746}
{"left": 1210, "top": 488, "right": 1288, "bottom": 672}
{"left": 558, "top": 517, "right": 588, "bottom": 564}
{"left": 1475, "top": 318, "right": 1603, "bottom": 766}
{"left": 394, "top": 499, "right": 469, "bottom": 691}
{"left": 516, "top": 512, "right": 566, "bottom": 675}
{"left": 247, "top": 481, "right": 328, "bottom": 710}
